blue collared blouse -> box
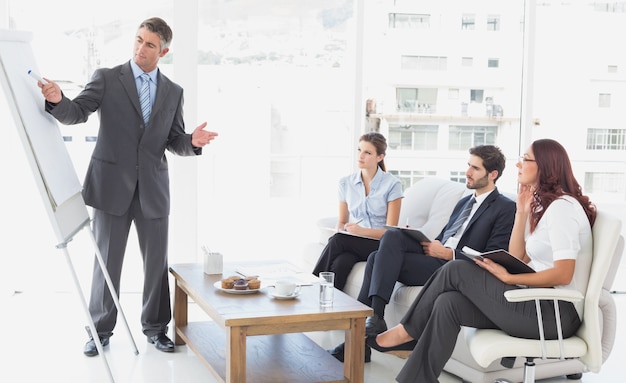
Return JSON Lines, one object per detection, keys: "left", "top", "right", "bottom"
{"left": 338, "top": 168, "right": 403, "bottom": 229}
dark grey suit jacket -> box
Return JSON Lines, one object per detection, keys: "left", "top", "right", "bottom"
{"left": 357, "top": 187, "right": 516, "bottom": 303}
{"left": 437, "top": 187, "right": 516, "bottom": 259}
{"left": 46, "top": 61, "right": 199, "bottom": 219}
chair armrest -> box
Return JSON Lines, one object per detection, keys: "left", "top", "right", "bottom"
{"left": 505, "top": 288, "right": 583, "bottom": 360}
{"left": 504, "top": 288, "right": 583, "bottom": 303}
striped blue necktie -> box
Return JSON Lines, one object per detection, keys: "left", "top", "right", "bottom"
{"left": 441, "top": 197, "right": 476, "bottom": 244}
{"left": 139, "top": 73, "right": 151, "bottom": 125}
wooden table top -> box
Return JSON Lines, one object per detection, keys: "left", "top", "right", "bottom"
{"left": 169, "top": 262, "right": 372, "bottom": 328}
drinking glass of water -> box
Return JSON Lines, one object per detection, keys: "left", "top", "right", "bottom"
{"left": 319, "top": 272, "right": 334, "bottom": 307}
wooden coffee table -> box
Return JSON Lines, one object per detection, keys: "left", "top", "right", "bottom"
{"left": 169, "top": 262, "right": 373, "bottom": 383}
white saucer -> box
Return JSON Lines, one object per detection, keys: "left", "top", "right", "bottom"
{"left": 269, "top": 290, "right": 300, "bottom": 300}
{"left": 213, "top": 281, "right": 263, "bottom": 294}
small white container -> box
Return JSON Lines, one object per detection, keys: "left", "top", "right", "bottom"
{"left": 203, "top": 251, "right": 223, "bottom": 275}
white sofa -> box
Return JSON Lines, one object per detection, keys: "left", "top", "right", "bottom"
{"left": 302, "top": 177, "right": 623, "bottom": 382}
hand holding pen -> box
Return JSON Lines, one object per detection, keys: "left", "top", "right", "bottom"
{"left": 29, "top": 70, "right": 62, "bottom": 104}
{"left": 343, "top": 218, "right": 363, "bottom": 232}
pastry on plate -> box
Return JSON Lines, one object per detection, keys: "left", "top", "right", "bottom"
{"left": 221, "top": 278, "right": 235, "bottom": 289}
{"left": 233, "top": 278, "right": 249, "bottom": 290}
{"left": 247, "top": 278, "right": 261, "bottom": 290}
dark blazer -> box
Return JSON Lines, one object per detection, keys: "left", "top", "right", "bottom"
{"left": 437, "top": 187, "right": 516, "bottom": 259}
{"left": 357, "top": 187, "right": 516, "bottom": 304}
{"left": 46, "top": 61, "right": 199, "bottom": 219}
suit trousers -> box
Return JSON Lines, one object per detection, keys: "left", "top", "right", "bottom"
{"left": 395, "top": 260, "right": 581, "bottom": 383}
{"left": 357, "top": 228, "right": 446, "bottom": 307}
{"left": 312, "top": 233, "right": 379, "bottom": 290}
{"left": 88, "top": 187, "right": 171, "bottom": 338}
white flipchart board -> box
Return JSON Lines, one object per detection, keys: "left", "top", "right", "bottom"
{"left": 0, "top": 29, "right": 89, "bottom": 245}
{"left": 0, "top": 30, "right": 136, "bottom": 381}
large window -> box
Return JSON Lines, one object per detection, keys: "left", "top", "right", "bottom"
{"left": 4, "top": 0, "right": 626, "bottom": 289}
{"left": 449, "top": 126, "right": 497, "bottom": 150}
{"left": 599, "top": 93, "right": 612, "bottom": 108}
{"left": 450, "top": 171, "right": 467, "bottom": 184}
{"left": 388, "top": 125, "right": 438, "bottom": 150}
{"left": 389, "top": 170, "right": 437, "bottom": 190}
{"left": 461, "top": 13, "right": 476, "bottom": 30}
{"left": 487, "top": 58, "right": 500, "bottom": 68}
{"left": 470, "top": 89, "right": 484, "bottom": 103}
{"left": 585, "top": 172, "right": 626, "bottom": 195}
{"left": 389, "top": 13, "right": 430, "bottom": 29}
{"left": 396, "top": 87, "right": 438, "bottom": 113}
{"left": 587, "top": 128, "right": 626, "bottom": 150}
{"left": 487, "top": 15, "right": 501, "bottom": 31}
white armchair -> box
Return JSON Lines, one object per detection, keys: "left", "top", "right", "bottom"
{"left": 444, "top": 210, "right": 624, "bottom": 383}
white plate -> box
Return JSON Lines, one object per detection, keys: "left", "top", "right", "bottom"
{"left": 269, "top": 290, "right": 301, "bottom": 300}
{"left": 213, "top": 281, "right": 263, "bottom": 295}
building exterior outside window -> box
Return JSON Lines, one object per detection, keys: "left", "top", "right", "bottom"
{"left": 4, "top": 0, "right": 626, "bottom": 274}
{"left": 587, "top": 128, "right": 626, "bottom": 150}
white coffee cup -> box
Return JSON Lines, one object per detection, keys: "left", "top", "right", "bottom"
{"left": 274, "top": 280, "right": 301, "bottom": 296}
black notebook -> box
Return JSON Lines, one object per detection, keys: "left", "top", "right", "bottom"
{"left": 461, "top": 246, "right": 535, "bottom": 274}
{"left": 384, "top": 225, "right": 431, "bottom": 242}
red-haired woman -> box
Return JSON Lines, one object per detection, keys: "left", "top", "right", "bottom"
{"left": 368, "top": 138, "right": 596, "bottom": 383}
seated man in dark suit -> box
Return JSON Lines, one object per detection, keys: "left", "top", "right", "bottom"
{"left": 330, "top": 145, "right": 516, "bottom": 362}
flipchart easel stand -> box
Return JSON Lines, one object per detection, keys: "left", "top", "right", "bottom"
{"left": 56, "top": 219, "right": 138, "bottom": 383}
{"left": 0, "top": 29, "right": 138, "bottom": 383}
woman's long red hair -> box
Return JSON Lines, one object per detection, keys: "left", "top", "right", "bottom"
{"left": 529, "top": 139, "right": 596, "bottom": 232}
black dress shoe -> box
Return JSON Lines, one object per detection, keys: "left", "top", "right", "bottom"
{"left": 327, "top": 342, "right": 371, "bottom": 363}
{"left": 147, "top": 333, "right": 175, "bottom": 353}
{"left": 83, "top": 336, "right": 110, "bottom": 357}
{"left": 365, "top": 315, "right": 388, "bottom": 337}
{"left": 366, "top": 334, "right": 416, "bottom": 354}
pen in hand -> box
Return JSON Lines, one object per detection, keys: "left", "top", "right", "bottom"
{"left": 342, "top": 218, "right": 363, "bottom": 232}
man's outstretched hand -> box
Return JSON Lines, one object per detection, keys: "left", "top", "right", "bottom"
{"left": 192, "top": 122, "right": 218, "bottom": 147}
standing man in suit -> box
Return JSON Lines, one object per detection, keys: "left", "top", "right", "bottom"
{"left": 37, "top": 17, "right": 218, "bottom": 356}
{"left": 329, "top": 145, "right": 515, "bottom": 362}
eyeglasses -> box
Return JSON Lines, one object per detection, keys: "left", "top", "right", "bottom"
{"left": 518, "top": 155, "right": 536, "bottom": 163}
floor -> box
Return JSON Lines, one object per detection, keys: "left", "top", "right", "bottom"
{"left": 2, "top": 282, "right": 624, "bottom": 383}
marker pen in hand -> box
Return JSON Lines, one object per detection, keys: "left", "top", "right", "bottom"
{"left": 27, "top": 70, "right": 48, "bottom": 85}
{"left": 354, "top": 218, "right": 363, "bottom": 225}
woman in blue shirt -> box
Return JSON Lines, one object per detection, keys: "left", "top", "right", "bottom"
{"left": 313, "top": 132, "right": 403, "bottom": 290}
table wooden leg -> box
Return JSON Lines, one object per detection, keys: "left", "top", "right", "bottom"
{"left": 344, "top": 317, "right": 366, "bottom": 383}
{"left": 173, "top": 280, "right": 188, "bottom": 345}
{"left": 226, "top": 326, "right": 247, "bottom": 383}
